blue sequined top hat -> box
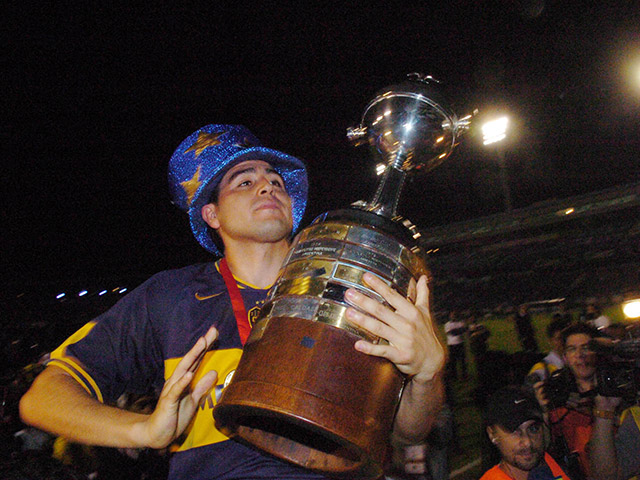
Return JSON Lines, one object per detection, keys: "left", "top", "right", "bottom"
{"left": 168, "top": 124, "right": 308, "bottom": 255}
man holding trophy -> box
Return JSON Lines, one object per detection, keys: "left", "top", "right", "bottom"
{"left": 20, "top": 74, "right": 463, "bottom": 479}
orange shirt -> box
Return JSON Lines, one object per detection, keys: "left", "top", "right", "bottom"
{"left": 549, "top": 406, "right": 592, "bottom": 477}
{"left": 479, "top": 453, "right": 571, "bottom": 480}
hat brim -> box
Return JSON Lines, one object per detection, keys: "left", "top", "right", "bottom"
{"left": 187, "top": 147, "right": 308, "bottom": 255}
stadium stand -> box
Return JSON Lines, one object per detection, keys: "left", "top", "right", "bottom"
{"left": 421, "top": 182, "right": 640, "bottom": 313}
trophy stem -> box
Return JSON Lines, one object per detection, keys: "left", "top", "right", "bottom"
{"left": 368, "top": 155, "right": 407, "bottom": 218}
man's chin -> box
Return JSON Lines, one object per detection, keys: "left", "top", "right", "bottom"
{"left": 254, "top": 222, "right": 293, "bottom": 243}
{"left": 514, "top": 452, "right": 542, "bottom": 471}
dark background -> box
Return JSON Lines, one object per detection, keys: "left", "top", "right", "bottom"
{"left": 4, "top": 1, "right": 640, "bottom": 290}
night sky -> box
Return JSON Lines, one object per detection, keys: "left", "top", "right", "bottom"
{"left": 4, "top": 1, "right": 640, "bottom": 290}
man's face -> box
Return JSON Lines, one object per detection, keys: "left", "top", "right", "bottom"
{"left": 204, "top": 160, "right": 293, "bottom": 248}
{"left": 488, "top": 420, "right": 544, "bottom": 473}
{"left": 563, "top": 333, "right": 596, "bottom": 381}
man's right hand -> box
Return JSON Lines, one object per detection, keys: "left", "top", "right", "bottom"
{"left": 138, "top": 325, "right": 219, "bottom": 448}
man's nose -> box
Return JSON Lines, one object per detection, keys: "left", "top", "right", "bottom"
{"left": 519, "top": 433, "right": 533, "bottom": 448}
{"left": 257, "top": 177, "right": 274, "bottom": 195}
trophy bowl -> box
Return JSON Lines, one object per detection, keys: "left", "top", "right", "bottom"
{"left": 213, "top": 74, "right": 470, "bottom": 478}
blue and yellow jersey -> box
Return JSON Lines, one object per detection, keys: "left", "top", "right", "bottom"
{"left": 49, "top": 260, "right": 326, "bottom": 480}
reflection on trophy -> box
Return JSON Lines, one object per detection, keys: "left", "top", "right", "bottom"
{"left": 213, "top": 73, "right": 472, "bottom": 478}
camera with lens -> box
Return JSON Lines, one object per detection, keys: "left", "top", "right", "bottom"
{"left": 544, "top": 368, "right": 578, "bottom": 407}
{"left": 590, "top": 337, "right": 640, "bottom": 401}
{"left": 524, "top": 368, "right": 577, "bottom": 408}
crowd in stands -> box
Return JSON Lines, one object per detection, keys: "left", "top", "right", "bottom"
{"left": 428, "top": 208, "right": 640, "bottom": 314}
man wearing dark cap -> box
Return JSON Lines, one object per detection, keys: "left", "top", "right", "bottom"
{"left": 20, "top": 125, "right": 446, "bottom": 479}
{"left": 481, "top": 386, "right": 571, "bottom": 480}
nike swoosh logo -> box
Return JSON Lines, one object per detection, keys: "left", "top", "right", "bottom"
{"left": 195, "top": 292, "right": 224, "bottom": 301}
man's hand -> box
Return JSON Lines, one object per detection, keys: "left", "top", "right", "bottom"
{"left": 344, "top": 273, "right": 445, "bottom": 384}
{"left": 138, "top": 325, "right": 219, "bottom": 449}
{"left": 344, "top": 273, "right": 445, "bottom": 444}
{"left": 533, "top": 380, "right": 550, "bottom": 411}
{"left": 594, "top": 394, "right": 622, "bottom": 411}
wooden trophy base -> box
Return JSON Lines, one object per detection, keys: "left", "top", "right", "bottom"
{"left": 213, "top": 316, "right": 405, "bottom": 479}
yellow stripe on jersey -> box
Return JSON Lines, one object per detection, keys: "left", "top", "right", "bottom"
{"left": 164, "top": 347, "right": 244, "bottom": 451}
{"left": 47, "top": 358, "right": 104, "bottom": 403}
{"left": 214, "top": 260, "right": 273, "bottom": 290}
{"left": 50, "top": 321, "right": 97, "bottom": 359}
{"left": 621, "top": 405, "right": 640, "bottom": 426}
{"left": 528, "top": 362, "right": 560, "bottom": 377}
{"left": 49, "top": 321, "right": 105, "bottom": 403}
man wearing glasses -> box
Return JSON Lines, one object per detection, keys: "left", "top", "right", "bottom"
{"left": 533, "top": 323, "right": 599, "bottom": 479}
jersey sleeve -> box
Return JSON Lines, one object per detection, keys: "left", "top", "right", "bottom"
{"left": 48, "top": 277, "right": 164, "bottom": 404}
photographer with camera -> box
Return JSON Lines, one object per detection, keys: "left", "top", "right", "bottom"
{"left": 587, "top": 331, "right": 640, "bottom": 480}
{"left": 532, "top": 323, "right": 600, "bottom": 479}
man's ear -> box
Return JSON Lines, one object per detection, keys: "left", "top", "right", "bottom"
{"left": 202, "top": 203, "right": 220, "bottom": 230}
{"left": 486, "top": 426, "right": 497, "bottom": 443}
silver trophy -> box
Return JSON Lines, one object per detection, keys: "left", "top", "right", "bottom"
{"left": 214, "top": 73, "right": 471, "bottom": 479}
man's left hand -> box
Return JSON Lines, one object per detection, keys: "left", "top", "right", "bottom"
{"left": 345, "top": 273, "right": 445, "bottom": 384}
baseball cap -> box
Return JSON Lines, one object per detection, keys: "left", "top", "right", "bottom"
{"left": 485, "top": 386, "right": 543, "bottom": 432}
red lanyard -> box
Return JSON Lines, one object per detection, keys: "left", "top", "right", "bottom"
{"left": 219, "top": 258, "right": 251, "bottom": 345}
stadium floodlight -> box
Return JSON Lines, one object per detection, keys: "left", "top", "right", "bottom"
{"left": 482, "top": 117, "right": 509, "bottom": 145}
{"left": 623, "top": 299, "right": 640, "bottom": 319}
{"left": 482, "top": 115, "right": 512, "bottom": 211}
